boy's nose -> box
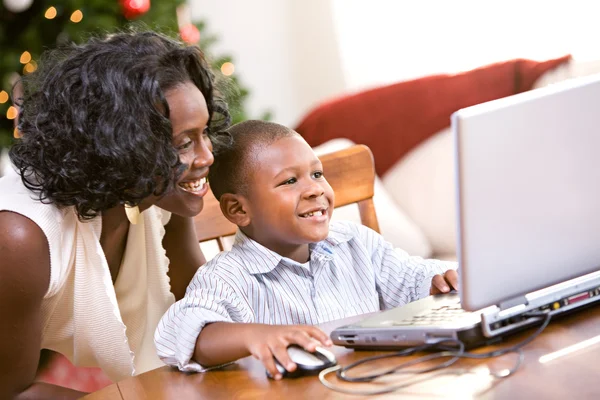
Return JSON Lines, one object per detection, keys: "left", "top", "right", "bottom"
{"left": 303, "top": 182, "right": 325, "bottom": 198}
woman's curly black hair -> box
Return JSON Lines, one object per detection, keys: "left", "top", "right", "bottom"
{"left": 9, "top": 30, "right": 231, "bottom": 220}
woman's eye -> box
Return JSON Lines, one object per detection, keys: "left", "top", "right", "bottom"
{"left": 312, "top": 171, "right": 324, "bottom": 179}
{"left": 177, "top": 141, "right": 193, "bottom": 151}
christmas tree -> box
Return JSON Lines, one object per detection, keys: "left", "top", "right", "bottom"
{"left": 0, "top": 0, "right": 268, "bottom": 149}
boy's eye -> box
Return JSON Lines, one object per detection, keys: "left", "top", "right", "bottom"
{"left": 312, "top": 171, "right": 324, "bottom": 179}
{"left": 281, "top": 177, "right": 297, "bottom": 185}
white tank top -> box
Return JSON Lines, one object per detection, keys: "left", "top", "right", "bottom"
{"left": 0, "top": 167, "right": 175, "bottom": 381}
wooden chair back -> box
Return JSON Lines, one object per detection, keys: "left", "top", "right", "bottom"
{"left": 194, "top": 144, "right": 380, "bottom": 251}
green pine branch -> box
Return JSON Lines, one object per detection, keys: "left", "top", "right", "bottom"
{"left": 0, "top": 1, "right": 269, "bottom": 150}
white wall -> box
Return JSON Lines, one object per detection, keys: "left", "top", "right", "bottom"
{"left": 190, "top": 0, "right": 600, "bottom": 128}
{"left": 331, "top": 0, "right": 600, "bottom": 92}
{"left": 190, "top": 0, "right": 346, "bottom": 127}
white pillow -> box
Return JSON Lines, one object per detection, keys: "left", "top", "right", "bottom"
{"left": 532, "top": 59, "right": 573, "bottom": 89}
{"left": 313, "top": 138, "right": 432, "bottom": 258}
{"left": 381, "top": 128, "right": 456, "bottom": 258}
{"left": 533, "top": 58, "right": 600, "bottom": 90}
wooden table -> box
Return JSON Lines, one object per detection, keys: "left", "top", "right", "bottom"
{"left": 84, "top": 306, "right": 600, "bottom": 399}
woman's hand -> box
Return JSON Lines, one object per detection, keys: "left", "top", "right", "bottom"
{"left": 163, "top": 214, "right": 207, "bottom": 300}
{"left": 244, "top": 324, "right": 332, "bottom": 380}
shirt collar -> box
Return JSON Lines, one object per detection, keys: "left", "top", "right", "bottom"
{"left": 232, "top": 230, "right": 283, "bottom": 274}
{"left": 231, "top": 223, "right": 355, "bottom": 275}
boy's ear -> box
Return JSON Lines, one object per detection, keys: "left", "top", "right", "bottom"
{"left": 219, "top": 193, "right": 251, "bottom": 227}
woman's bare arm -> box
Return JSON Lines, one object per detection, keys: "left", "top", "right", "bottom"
{"left": 0, "top": 211, "right": 84, "bottom": 399}
{"left": 162, "top": 214, "right": 206, "bottom": 300}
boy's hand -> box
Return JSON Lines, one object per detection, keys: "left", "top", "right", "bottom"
{"left": 243, "top": 324, "right": 332, "bottom": 380}
{"left": 430, "top": 269, "right": 459, "bottom": 294}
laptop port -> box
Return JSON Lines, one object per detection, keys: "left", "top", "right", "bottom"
{"left": 426, "top": 332, "right": 454, "bottom": 339}
{"left": 338, "top": 335, "right": 357, "bottom": 343}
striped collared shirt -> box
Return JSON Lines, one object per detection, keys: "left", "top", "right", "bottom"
{"left": 155, "top": 221, "right": 456, "bottom": 371}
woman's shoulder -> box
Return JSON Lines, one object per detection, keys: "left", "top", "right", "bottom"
{"left": 1, "top": 171, "right": 77, "bottom": 297}
{"left": 0, "top": 211, "right": 51, "bottom": 300}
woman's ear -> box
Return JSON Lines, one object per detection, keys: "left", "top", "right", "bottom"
{"left": 219, "top": 193, "right": 251, "bottom": 227}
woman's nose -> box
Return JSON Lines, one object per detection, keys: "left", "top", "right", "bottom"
{"left": 192, "top": 137, "right": 214, "bottom": 169}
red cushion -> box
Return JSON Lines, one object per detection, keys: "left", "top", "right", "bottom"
{"left": 295, "top": 55, "right": 571, "bottom": 176}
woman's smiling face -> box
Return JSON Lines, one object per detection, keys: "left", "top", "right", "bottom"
{"left": 153, "top": 81, "right": 213, "bottom": 217}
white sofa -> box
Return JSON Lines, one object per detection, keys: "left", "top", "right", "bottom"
{"left": 354, "top": 58, "right": 600, "bottom": 262}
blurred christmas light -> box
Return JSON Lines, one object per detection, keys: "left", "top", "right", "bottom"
{"left": 44, "top": 6, "right": 57, "bottom": 19}
{"left": 70, "top": 10, "right": 83, "bottom": 23}
{"left": 3, "top": 0, "right": 34, "bottom": 13}
{"left": 23, "top": 61, "right": 37, "bottom": 74}
{"left": 19, "top": 51, "right": 31, "bottom": 64}
{"left": 0, "top": 91, "right": 8, "bottom": 104}
{"left": 179, "top": 23, "right": 200, "bottom": 44}
{"left": 120, "top": 0, "right": 150, "bottom": 20}
{"left": 220, "top": 62, "right": 235, "bottom": 76}
{"left": 6, "top": 106, "right": 18, "bottom": 120}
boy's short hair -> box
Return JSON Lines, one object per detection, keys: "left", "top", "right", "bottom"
{"left": 208, "top": 120, "right": 299, "bottom": 200}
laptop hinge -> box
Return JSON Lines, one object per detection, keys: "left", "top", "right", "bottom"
{"left": 482, "top": 272, "right": 600, "bottom": 338}
{"left": 498, "top": 295, "right": 528, "bottom": 311}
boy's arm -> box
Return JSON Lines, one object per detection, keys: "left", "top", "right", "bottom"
{"left": 154, "top": 269, "right": 247, "bottom": 372}
{"left": 154, "top": 267, "right": 331, "bottom": 378}
{"left": 193, "top": 322, "right": 331, "bottom": 379}
{"left": 356, "top": 224, "right": 458, "bottom": 307}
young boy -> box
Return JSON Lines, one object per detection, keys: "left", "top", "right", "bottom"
{"left": 155, "top": 120, "right": 458, "bottom": 379}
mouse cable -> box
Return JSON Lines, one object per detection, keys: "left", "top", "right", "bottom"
{"left": 318, "top": 311, "right": 551, "bottom": 396}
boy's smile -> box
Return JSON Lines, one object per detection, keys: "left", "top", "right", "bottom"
{"left": 240, "top": 135, "right": 335, "bottom": 261}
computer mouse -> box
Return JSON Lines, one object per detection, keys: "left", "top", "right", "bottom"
{"left": 266, "top": 344, "right": 337, "bottom": 379}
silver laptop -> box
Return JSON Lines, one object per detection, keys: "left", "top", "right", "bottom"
{"left": 331, "top": 74, "right": 600, "bottom": 349}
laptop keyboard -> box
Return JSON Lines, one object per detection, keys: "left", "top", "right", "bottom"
{"left": 393, "top": 303, "right": 472, "bottom": 326}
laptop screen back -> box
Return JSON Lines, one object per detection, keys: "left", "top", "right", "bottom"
{"left": 453, "top": 74, "right": 600, "bottom": 311}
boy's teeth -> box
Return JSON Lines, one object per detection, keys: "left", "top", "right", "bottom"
{"left": 302, "top": 210, "right": 323, "bottom": 218}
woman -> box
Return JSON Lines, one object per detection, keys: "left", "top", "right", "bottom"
{"left": 0, "top": 30, "right": 230, "bottom": 399}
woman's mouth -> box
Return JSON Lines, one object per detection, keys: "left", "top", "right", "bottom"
{"left": 178, "top": 177, "right": 208, "bottom": 195}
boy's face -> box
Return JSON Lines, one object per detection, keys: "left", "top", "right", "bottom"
{"left": 242, "top": 135, "right": 335, "bottom": 255}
